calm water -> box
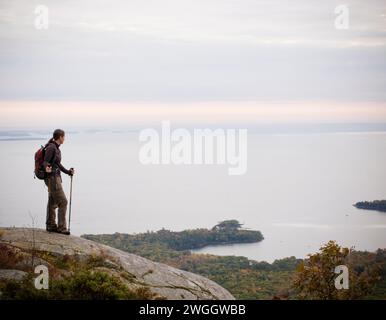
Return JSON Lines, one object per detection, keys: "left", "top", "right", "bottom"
{"left": 0, "top": 130, "right": 386, "bottom": 262}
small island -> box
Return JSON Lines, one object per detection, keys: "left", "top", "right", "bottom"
{"left": 353, "top": 200, "right": 386, "bottom": 213}
{"left": 83, "top": 219, "right": 263, "bottom": 252}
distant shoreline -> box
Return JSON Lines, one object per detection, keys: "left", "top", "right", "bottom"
{"left": 354, "top": 200, "right": 386, "bottom": 213}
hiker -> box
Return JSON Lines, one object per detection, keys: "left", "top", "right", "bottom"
{"left": 42, "top": 129, "right": 74, "bottom": 235}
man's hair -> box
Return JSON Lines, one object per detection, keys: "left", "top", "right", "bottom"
{"left": 53, "top": 129, "right": 65, "bottom": 140}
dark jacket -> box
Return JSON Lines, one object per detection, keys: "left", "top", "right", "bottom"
{"left": 43, "top": 140, "right": 70, "bottom": 177}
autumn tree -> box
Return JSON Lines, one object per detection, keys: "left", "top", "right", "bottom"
{"left": 293, "top": 241, "right": 380, "bottom": 299}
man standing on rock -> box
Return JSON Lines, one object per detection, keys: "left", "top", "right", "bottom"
{"left": 43, "top": 129, "right": 74, "bottom": 235}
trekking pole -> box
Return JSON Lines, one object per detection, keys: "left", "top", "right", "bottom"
{"left": 68, "top": 174, "right": 73, "bottom": 233}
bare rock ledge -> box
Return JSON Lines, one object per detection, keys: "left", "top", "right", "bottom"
{"left": 0, "top": 227, "right": 235, "bottom": 300}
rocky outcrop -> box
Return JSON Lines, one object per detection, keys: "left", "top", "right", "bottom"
{"left": 0, "top": 269, "right": 27, "bottom": 282}
{"left": 0, "top": 227, "right": 235, "bottom": 300}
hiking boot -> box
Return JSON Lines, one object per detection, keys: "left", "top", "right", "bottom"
{"left": 46, "top": 225, "right": 58, "bottom": 232}
{"left": 56, "top": 229, "right": 70, "bottom": 235}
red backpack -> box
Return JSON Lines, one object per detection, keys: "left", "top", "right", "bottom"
{"left": 34, "top": 145, "right": 47, "bottom": 179}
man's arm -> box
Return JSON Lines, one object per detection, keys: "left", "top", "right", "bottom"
{"left": 42, "top": 144, "right": 55, "bottom": 169}
{"left": 58, "top": 163, "right": 71, "bottom": 175}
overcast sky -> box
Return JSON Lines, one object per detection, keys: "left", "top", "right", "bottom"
{"left": 0, "top": 0, "right": 385, "bottom": 103}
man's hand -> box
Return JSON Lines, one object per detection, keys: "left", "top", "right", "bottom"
{"left": 46, "top": 165, "right": 52, "bottom": 173}
{"left": 69, "top": 168, "right": 75, "bottom": 176}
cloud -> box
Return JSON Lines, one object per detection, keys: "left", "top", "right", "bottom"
{"left": 0, "top": 0, "right": 385, "bottom": 101}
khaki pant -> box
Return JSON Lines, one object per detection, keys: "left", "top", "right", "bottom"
{"left": 44, "top": 175, "right": 68, "bottom": 230}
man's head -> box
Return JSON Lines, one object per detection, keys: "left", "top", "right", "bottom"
{"left": 53, "top": 129, "right": 65, "bottom": 145}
